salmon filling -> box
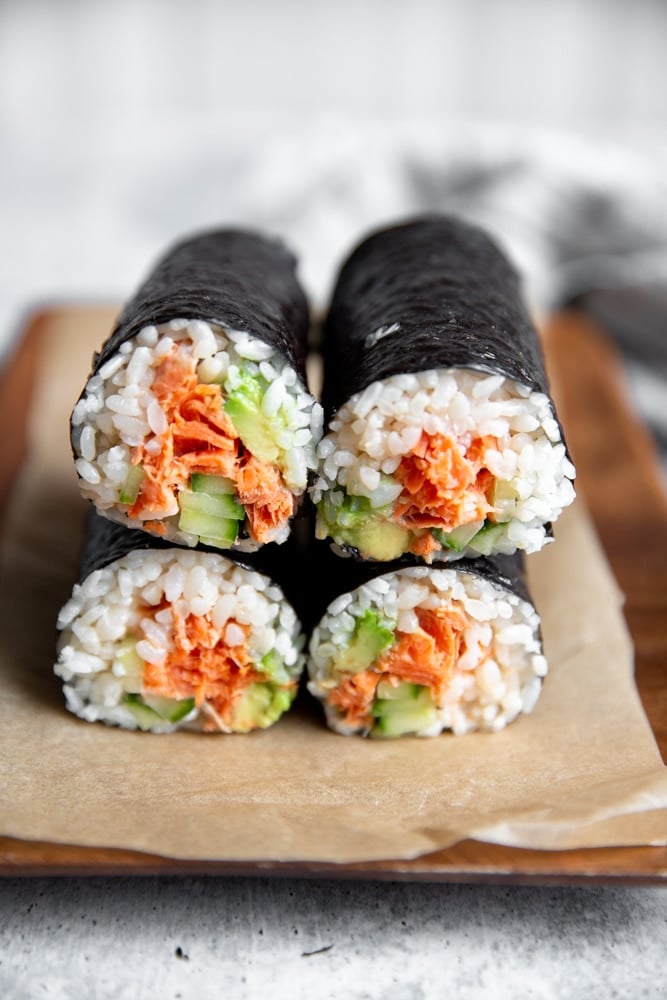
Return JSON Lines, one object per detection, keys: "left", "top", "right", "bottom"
{"left": 72, "top": 319, "right": 324, "bottom": 552}
{"left": 312, "top": 368, "right": 576, "bottom": 562}
{"left": 328, "top": 606, "right": 470, "bottom": 729}
{"left": 315, "top": 428, "right": 502, "bottom": 561}
{"left": 129, "top": 348, "right": 294, "bottom": 544}
{"left": 394, "top": 433, "right": 497, "bottom": 549}
{"left": 307, "top": 565, "right": 546, "bottom": 737}
{"left": 139, "top": 603, "right": 267, "bottom": 731}
{"left": 55, "top": 548, "right": 305, "bottom": 733}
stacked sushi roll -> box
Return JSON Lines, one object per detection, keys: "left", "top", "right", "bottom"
{"left": 56, "top": 515, "right": 304, "bottom": 733}
{"left": 58, "top": 229, "right": 313, "bottom": 733}
{"left": 312, "top": 216, "right": 575, "bottom": 562}
{"left": 306, "top": 550, "right": 544, "bottom": 738}
{"left": 71, "top": 230, "right": 323, "bottom": 551}
{"left": 306, "top": 216, "right": 575, "bottom": 737}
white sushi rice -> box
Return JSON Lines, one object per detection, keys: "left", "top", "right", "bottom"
{"left": 311, "top": 369, "right": 575, "bottom": 557}
{"left": 308, "top": 566, "right": 545, "bottom": 736}
{"left": 71, "top": 318, "right": 323, "bottom": 547}
{"left": 55, "top": 549, "right": 305, "bottom": 733}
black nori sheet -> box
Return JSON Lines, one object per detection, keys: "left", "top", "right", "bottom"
{"left": 92, "top": 228, "right": 309, "bottom": 377}
{"left": 78, "top": 509, "right": 175, "bottom": 581}
{"left": 304, "top": 537, "right": 534, "bottom": 633}
{"left": 77, "top": 509, "right": 303, "bottom": 615}
{"left": 321, "top": 215, "right": 548, "bottom": 417}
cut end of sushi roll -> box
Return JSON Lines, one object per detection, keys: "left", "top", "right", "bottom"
{"left": 71, "top": 319, "right": 323, "bottom": 551}
{"left": 307, "top": 564, "right": 545, "bottom": 738}
{"left": 55, "top": 546, "right": 304, "bottom": 733}
{"left": 311, "top": 368, "right": 575, "bottom": 562}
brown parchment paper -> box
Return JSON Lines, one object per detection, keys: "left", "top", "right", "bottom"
{"left": 1, "top": 313, "right": 666, "bottom": 864}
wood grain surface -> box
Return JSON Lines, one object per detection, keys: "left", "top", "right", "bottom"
{"left": 1, "top": 307, "right": 665, "bottom": 882}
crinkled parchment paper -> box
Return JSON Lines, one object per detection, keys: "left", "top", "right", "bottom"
{"left": 1, "top": 312, "right": 666, "bottom": 863}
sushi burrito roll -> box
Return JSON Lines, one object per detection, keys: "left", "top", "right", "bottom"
{"left": 312, "top": 216, "right": 575, "bottom": 562}
{"left": 55, "top": 512, "right": 305, "bottom": 733}
{"left": 71, "top": 229, "right": 323, "bottom": 552}
{"left": 307, "top": 546, "right": 545, "bottom": 738}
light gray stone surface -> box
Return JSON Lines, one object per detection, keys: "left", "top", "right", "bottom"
{"left": 1, "top": 878, "right": 666, "bottom": 998}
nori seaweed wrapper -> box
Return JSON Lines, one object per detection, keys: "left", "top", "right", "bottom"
{"left": 92, "top": 228, "right": 309, "bottom": 377}
{"left": 305, "top": 538, "right": 534, "bottom": 633}
{"left": 77, "top": 509, "right": 303, "bottom": 614}
{"left": 321, "top": 215, "right": 548, "bottom": 417}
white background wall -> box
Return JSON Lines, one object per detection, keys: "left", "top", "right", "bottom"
{"left": 1, "top": 0, "right": 666, "bottom": 133}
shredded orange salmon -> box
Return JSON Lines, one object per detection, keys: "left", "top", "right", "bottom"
{"left": 393, "top": 433, "right": 496, "bottom": 542}
{"left": 127, "top": 348, "right": 293, "bottom": 543}
{"left": 327, "top": 671, "right": 379, "bottom": 729}
{"left": 236, "top": 455, "right": 295, "bottom": 542}
{"left": 141, "top": 603, "right": 263, "bottom": 731}
{"left": 142, "top": 519, "right": 168, "bottom": 536}
{"left": 409, "top": 532, "right": 441, "bottom": 559}
{"left": 328, "top": 605, "right": 469, "bottom": 728}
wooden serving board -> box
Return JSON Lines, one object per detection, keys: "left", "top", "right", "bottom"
{"left": 0, "top": 307, "right": 666, "bottom": 882}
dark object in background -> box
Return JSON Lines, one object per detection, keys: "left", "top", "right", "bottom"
{"left": 570, "top": 284, "right": 667, "bottom": 458}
